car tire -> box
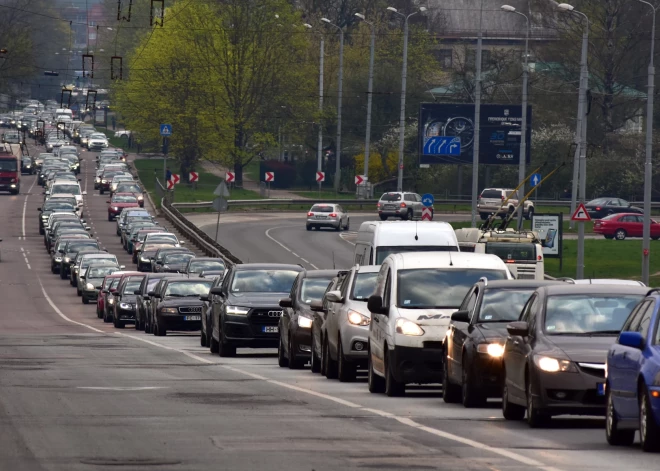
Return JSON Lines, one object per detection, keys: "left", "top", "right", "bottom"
{"left": 442, "top": 355, "right": 461, "bottom": 403}
{"left": 479, "top": 213, "right": 489, "bottom": 221}
{"left": 288, "top": 335, "right": 304, "bottom": 369}
{"left": 640, "top": 385, "right": 660, "bottom": 452}
{"left": 96, "top": 305, "right": 102, "bottom": 318}
{"left": 306, "top": 225, "right": 311, "bottom": 231}
{"left": 337, "top": 338, "right": 356, "bottom": 382}
{"left": 605, "top": 386, "right": 635, "bottom": 446}
{"left": 210, "top": 330, "right": 219, "bottom": 354}
{"left": 385, "top": 350, "right": 405, "bottom": 397}
{"left": 154, "top": 318, "right": 166, "bottom": 336}
{"left": 502, "top": 382, "right": 526, "bottom": 420}
{"left": 108, "top": 215, "right": 112, "bottom": 222}
{"left": 103, "top": 308, "right": 112, "bottom": 323}
{"left": 100, "top": 188, "right": 104, "bottom": 195}
{"left": 615, "top": 229, "right": 627, "bottom": 240}
{"left": 76, "top": 286, "right": 82, "bottom": 296}
{"left": 277, "top": 333, "right": 289, "bottom": 367}
{"left": 379, "top": 215, "right": 387, "bottom": 221}
{"left": 51, "top": 264, "right": 56, "bottom": 274}
{"left": 218, "top": 331, "right": 236, "bottom": 357}
{"left": 367, "top": 345, "right": 385, "bottom": 394}
{"left": 320, "top": 335, "right": 327, "bottom": 377}
{"left": 526, "top": 378, "right": 550, "bottom": 428}
{"left": 60, "top": 269, "right": 67, "bottom": 279}
{"left": 200, "top": 325, "right": 207, "bottom": 347}
{"left": 526, "top": 207, "right": 534, "bottom": 221}
{"left": 401, "top": 210, "right": 410, "bottom": 221}
{"left": 344, "top": 219, "right": 350, "bottom": 231}
{"left": 310, "top": 335, "right": 321, "bottom": 373}
{"left": 82, "top": 296, "right": 89, "bottom": 305}
{"left": 462, "top": 357, "right": 487, "bottom": 408}
{"left": 335, "top": 224, "right": 341, "bottom": 232}
{"left": 323, "top": 336, "right": 338, "bottom": 379}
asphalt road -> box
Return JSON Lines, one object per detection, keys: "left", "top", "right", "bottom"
{"left": 0, "top": 145, "right": 656, "bottom": 471}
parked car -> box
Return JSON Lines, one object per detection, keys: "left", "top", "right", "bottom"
{"left": 585, "top": 197, "right": 643, "bottom": 219}
{"left": 593, "top": 213, "right": 660, "bottom": 240}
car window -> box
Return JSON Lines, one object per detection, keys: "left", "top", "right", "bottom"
{"left": 621, "top": 300, "right": 646, "bottom": 331}
{"left": 544, "top": 294, "right": 644, "bottom": 334}
{"left": 164, "top": 281, "right": 213, "bottom": 297}
{"left": 230, "top": 270, "right": 299, "bottom": 293}
{"left": 188, "top": 260, "right": 225, "bottom": 273}
{"left": 380, "top": 193, "right": 401, "bottom": 202}
{"left": 653, "top": 305, "right": 660, "bottom": 345}
{"left": 310, "top": 205, "right": 333, "bottom": 213}
{"left": 122, "top": 279, "right": 143, "bottom": 294}
{"left": 478, "top": 288, "right": 536, "bottom": 322}
{"left": 480, "top": 189, "right": 503, "bottom": 199}
{"left": 619, "top": 199, "right": 629, "bottom": 206}
{"left": 636, "top": 301, "right": 655, "bottom": 339}
{"left": 164, "top": 253, "right": 195, "bottom": 264}
{"left": 382, "top": 269, "right": 392, "bottom": 307}
{"left": 350, "top": 272, "right": 378, "bottom": 301}
{"left": 404, "top": 194, "right": 414, "bottom": 201}
{"left": 300, "top": 277, "right": 334, "bottom": 305}
{"left": 87, "top": 266, "right": 118, "bottom": 278}
{"left": 520, "top": 294, "right": 537, "bottom": 323}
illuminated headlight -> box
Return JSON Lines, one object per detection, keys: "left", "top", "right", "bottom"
{"left": 120, "top": 303, "right": 134, "bottom": 310}
{"left": 347, "top": 310, "right": 370, "bottom": 326}
{"left": 161, "top": 307, "right": 178, "bottom": 314}
{"left": 64, "top": 257, "right": 71, "bottom": 263}
{"left": 108, "top": 298, "right": 115, "bottom": 305}
{"left": 226, "top": 306, "right": 250, "bottom": 316}
{"left": 25, "top": 165, "right": 31, "bottom": 168}
{"left": 113, "top": 206, "right": 119, "bottom": 211}
{"left": 85, "top": 283, "right": 95, "bottom": 290}
{"left": 140, "top": 256, "right": 150, "bottom": 262}
{"left": 534, "top": 356, "right": 577, "bottom": 373}
{"left": 95, "top": 177, "right": 101, "bottom": 182}
{"left": 101, "top": 180, "right": 107, "bottom": 184}
{"left": 137, "top": 195, "right": 143, "bottom": 200}
{"left": 10, "top": 184, "right": 16, "bottom": 188}
{"left": 54, "top": 257, "right": 62, "bottom": 262}
{"left": 477, "top": 342, "right": 504, "bottom": 358}
{"left": 395, "top": 318, "right": 424, "bottom": 336}
{"left": 297, "top": 315, "right": 313, "bottom": 328}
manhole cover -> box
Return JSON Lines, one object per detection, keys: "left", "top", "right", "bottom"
{"left": 80, "top": 458, "right": 181, "bottom": 466}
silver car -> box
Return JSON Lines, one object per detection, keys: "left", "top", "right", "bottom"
{"left": 306, "top": 203, "right": 349, "bottom": 231}
{"left": 377, "top": 191, "right": 430, "bottom": 221}
{"left": 320, "top": 265, "right": 379, "bottom": 381}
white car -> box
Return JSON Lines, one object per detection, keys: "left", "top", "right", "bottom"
{"left": 306, "top": 203, "right": 349, "bottom": 231}
{"left": 47, "top": 180, "right": 86, "bottom": 214}
{"left": 366, "top": 251, "right": 513, "bottom": 396}
{"left": 87, "top": 133, "right": 109, "bottom": 151}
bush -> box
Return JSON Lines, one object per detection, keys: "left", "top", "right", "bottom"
{"left": 259, "top": 160, "right": 296, "bottom": 188}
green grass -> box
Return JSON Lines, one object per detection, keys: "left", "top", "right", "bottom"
{"left": 243, "top": 159, "right": 260, "bottom": 181}
{"left": 450, "top": 220, "right": 595, "bottom": 234}
{"left": 292, "top": 190, "right": 357, "bottom": 199}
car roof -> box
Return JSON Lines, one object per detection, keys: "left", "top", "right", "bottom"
{"left": 386, "top": 252, "right": 508, "bottom": 270}
{"left": 300, "top": 269, "right": 340, "bottom": 278}
{"left": 540, "top": 284, "right": 649, "bottom": 296}
{"left": 478, "top": 280, "right": 567, "bottom": 289}
{"left": 234, "top": 263, "right": 304, "bottom": 272}
{"left": 357, "top": 265, "right": 381, "bottom": 273}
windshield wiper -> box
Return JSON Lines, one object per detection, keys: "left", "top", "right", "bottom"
{"left": 584, "top": 330, "right": 621, "bottom": 335}
{"left": 166, "top": 294, "right": 185, "bottom": 297}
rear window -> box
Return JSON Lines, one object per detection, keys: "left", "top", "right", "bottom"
{"left": 311, "top": 205, "right": 333, "bottom": 213}
{"left": 480, "top": 190, "right": 503, "bottom": 199}
{"left": 485, "top": 242, "right": 536, "bottom": 261}
{"left": 380, "top": 193, "right": 402, "bottom": 202}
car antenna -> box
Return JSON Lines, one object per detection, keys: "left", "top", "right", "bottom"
{"left": 332, "top": 251, "right": 336, "bottom": 269}
{"left": 415, "top": 221, "right": 419, "bottom": 241}
{"left": 448, "top": 250, "right": 454, "bottom": 267}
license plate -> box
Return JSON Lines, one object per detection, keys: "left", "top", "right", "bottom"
{"left": 315, "top": 215, "right": 327, "bottom": 219}
{"left": 262, "top": 326, "right": 278, "bottom": 333}
{"left": 597, "top": 383, "right": 606, "bottom": 396}
{"left": 184, "top": 315, "right": 201, "bottom": 321}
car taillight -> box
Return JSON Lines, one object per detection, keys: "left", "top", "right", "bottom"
{"left": 307, "top": 212, "right": 313, "bottom": 216}
{"left": 400, "top": 203, "right": 407, "bottom": 208}
{"left": 330, "top": 213, "right": 337, "bottom": 217}
{"left": 595, "top": 207, "right": 601, "bottom": 211}
{"left": 377, "top": 203, "right": 381, "bottom": 208}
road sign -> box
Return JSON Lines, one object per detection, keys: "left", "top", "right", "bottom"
{"left": 214, "top": 181, "right": 230, "bottom": 198}
{"left": 571, "top": 203, "right": 591, "bottom": 222}
{"left": 167, "top": 179, "right": 174, "bottom": 190}
{"left": 171, "top": 174, "right": 180, "bottom": 185}
{"left": 421, "top": 193, "right": 434, "bottom": 207}
{"left": 212, "top": 197, "right": 228, "bottom": 212}
{"left": 189, "top": 171, "right": 199, "bottom": 183}
{"left": 422, "top": 208, "right": 433, "bottom": 221}
{"left": 530, "top": 173, "right": 541, "bottom": 188}
{"left": 265, "top": 172, "right": 274, "bottom": 182}
{"left": 225, "top": 171, "right": 235, "bottom": 183}
{"left": 316, "top": 171, "right": 325, "bottom": 182}
{"left": 160, "top": 124, "right": 172, "bottom": 136}
{"left": 355, "top": 175, "right": 367, "bottom": 185}
{"left": 422, "top": 136, "right": 461, "bottom": 156}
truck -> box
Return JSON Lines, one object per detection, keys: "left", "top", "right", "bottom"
{"left": 0, "top": 143, "right": 21, "bottom": 194}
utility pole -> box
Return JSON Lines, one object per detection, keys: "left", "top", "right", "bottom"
{"left": 355, "top": 13, "right": 376, "bottom": 197}
{"left": 305, "top": 24, "right": 325, "bottom": 193}
{"left": 322, "top": 18, "right": 344, "bottom": 192}
{"left": 471, "top": 0, "right": 484, "bottom": 228}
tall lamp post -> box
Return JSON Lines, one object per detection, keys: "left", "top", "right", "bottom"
{"left": 387, "top": 5, "right": 427, "bottom": 192}
{"left": 632, "top": 0, "right": 656, "bottom": 286}
{"left": 471, "top": 0, "right": 484, "bottom": 228}
{"left": 501, "top": 5, "right": 530, "bottom": 230}
{"left": 304, "top": 23, "right": 325, "bottom": 193}
{"left": 355, "top": 13, "right": 376, "bottom": 197}
{"left": 558, "top": 3, "right": 589, "bottom": 279}
{"left": 321, "top": 18, "right": 344, "bottom": 192}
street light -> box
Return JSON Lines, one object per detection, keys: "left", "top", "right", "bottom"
{"left": 501, "top": 5, "right": 530, "bottom": 229}
{"left": 321, "top": 17, "right": 344, "bottom": 192}
{"left": 305, "top": 23, "right": 325, "bottom": 192}
{"left": 354, "top": 12, "right": 376, "bottom": 196}
{"left": 558, "top": 2, "right": 589, "bottom": 279}
{"left": 388, "top": 5, "right": 427, "bottom": 192}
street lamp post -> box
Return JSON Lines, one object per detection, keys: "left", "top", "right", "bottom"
{"left": 501, "top": 5, "right": 530, "bottom": 230}
{"left": 558, "top": 3, "right": 589, "bottom": 279}
{"left": 355, "top": 13, "right": 376, "bottom": 197}
{"left": 321, "top": 18, "right": 344, "bottom": 192}
{"left": 387, "top": 6, "right": 426, "bottom": 192}
{"left": 471, "top": 0, "right": 484, "bottom": 228}
{"left": 305, "top": 24, "right": 325, "bottom": 193}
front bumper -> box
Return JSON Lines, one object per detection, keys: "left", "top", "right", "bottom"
{"left": 222, "top": 310, "right": 280, "bottom": 348}
{"left": 531, "top": 366, "right": 607, "bottom": 416}
{"left": 0, "top": 183, "right": 19, "bottom": 191}
{"left": 389, "top": 344, "right": 444, "bottom": 385}
{"left": 82, "top": 289, "right": 99, "bottom": 301}
{"left": 339, "top": 323, "right": 369, "bottom": 362}
{"left": 159, "top": 311, "right": 201, "bottom": 331}
{"left": 115, "top": 306, "right": 136, "bottom": 322}
{"left": 470, "top": 353, "right": 505, "bottom": 397}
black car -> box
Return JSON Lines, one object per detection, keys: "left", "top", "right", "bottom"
{"left": 199, "top": 275, "right": 225, "bottom": 347}
{"left": 51, "top": 236, "right": 95, "bottom": 273}
{"left": 112, "top": 274, "right": 146, "bottom": 328}
{"left": 134, "top": 273, "right": 182, "bottom": 332}
{"left": 310, "top": 275, "right": 344, "bottom": 374}
{"left": 38, "top": 202, "right": 77, "bottom": 235}
{"left": 21, "top": 157, "right": 35, "bottom": 175}
{"left": 443, "top": 279, "right": 565, "bottom": 407}
{"left": 150, "top": 278, "right": 213, "bottom": 336}
{"left": 183, "top": 257, "right": 226, "bottom": 277}
{"left": 278, "top": 269, "right": 337, "bottom": 369}
{"left": 60, "top": 241, "right": 102, "bottom": 279}
{"left": 585, "top": 197, "right": 643, "bottom": 219}
{"left": 137, "top": 242, "right": 178, "bottom": 272}
{"left": 152, "top": 248, "right": 195, "bottom": 273}
{"left": 208, "top": 263, "right": 303, "bottom": 357}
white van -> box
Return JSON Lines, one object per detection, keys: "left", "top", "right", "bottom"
{"left": 366, "top": 251, "right": 512, "bottom": 396}
{"left": 354, "top": 221, "right": 459, "bottom": 266}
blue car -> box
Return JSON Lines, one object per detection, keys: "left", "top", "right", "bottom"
{"left": 605, "top": 289, "right": 660, "bottom": 452}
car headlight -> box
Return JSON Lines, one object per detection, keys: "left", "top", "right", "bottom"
{"left": 226, "top": 306, "right": 250, "bottom": 316}
{"left": 64, "top": 257, "right": 71, "bottom": 263}
{"left": 108, "top": 298, "right": 115, "bottom": 304}
{"left": 113, "top": 207, "right": 119, "bottom": 211}
{"left": 120, "top": 302, "right": 134, "bottom": 310}
{"left": 477, "top": 342, "right": 504, "bottom": 358}
{"left": 101, "top": 180, "right": 106, "bottom": 184}
{"left": 85, "top": 283, "right": 95, "bottom": 290}
{"left": 395, "top": 318, "right": 424, "bottom": 336}
{"left": 140, "top": 256, "right": 150, "bottom": 262}
{"left": 95, "top": 177, "right": 100, "bottom": 182}
{"left": 137, "top": 195, "right": 144, "bottom": 200}
{"left": 347, "top": 310, "right": 370, "bottom": 326}
{"left": 298, "top": 315, "right": 313, "bottom": 328}
{"left": 161, "top": 307, "right": 178, "bottom": 314}
{"left": 534, "top": 356, "right": 576, "bottom": 373}
{"left": 54, "top": 257, "right": 62, "bottom": 262}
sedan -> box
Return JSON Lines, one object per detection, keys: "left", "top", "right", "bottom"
{"left": 87, "top": 132, "right": 109, "bottom": 151}
{"left": 585, "top": 197, "right": 643, "bottom": 219}
{"left": 107, "top": 193, "right": 140, "bottom": 221}
{"left": 593, "top": 213, "right": 660, "bottom": 241}
{"left": 81, "top": 265, "right": 121, "bottom": 304}
{"left": 151, "top": 279, "right": 213, "bottom": 336}
{"left": 501, "top": 284, "right": 648, "bottom": 427}
{"left": 306, "top": 203, "right": 349, "bottom": 231}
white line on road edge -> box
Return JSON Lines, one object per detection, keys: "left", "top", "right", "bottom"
{"left": 338, "top": 231, "right": 357, "bottom": 246}
{"left": 22, "top": 175, "right": 37, "bottom": 239}
{"left": 265, "top": 226, "right": 319, "bottom": 269}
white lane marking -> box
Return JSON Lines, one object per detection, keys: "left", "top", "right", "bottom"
{"left": 20, "top": 247, "right": 31, "bottom": 270}
{"left": 265, "top": 226, "right": 319, "bottom": 269}
{"left": 22, "top": 174, "right": 38, "bottom": 239}
{"left": 338, "top": 231, "right": 357, "bottom": 246}
{"left": 77, "top": 386, "right": 168, "bottom": 391}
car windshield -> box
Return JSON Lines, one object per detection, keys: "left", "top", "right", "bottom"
{"left": 310, "top": 205, "right": 334, "bottom": 213}
{"left": 147, "top": 235, "right": 176, "bottom": 243}
{"left": 397, "top": 269, "right": 508, "bottom": 309}
{"left": 68, "top": 242, "right": 99, "bottom": 252}
{"left": 113, "top": 195, "right": 138, "bottom": 203}
{"left": 122, "top": 279, "right": 143, "bottom": 294}
{"left": 88, "top": 266, "right": 118, "bottom": 278}
{"left": 52, "top": 184, "right": 80, "bottom": 195}
{"left": 544, "top": 294, "right": 644, "bottom": 334}
{"left": 376, "top": 246, "right": 458, "bottom": 265}
{"left": 165, "top": 281, "right": 213, "bottom": 297}
{"left": 588, "top": 198, "right": 610, "bottom": 206}
{"left": 230, "top": 270, "right": 299, "bottom": 293}
{"left": 164, "top": 253, "right": 195, "bottom": 264}
{"left": 82, "top": 257, "right": 117, "bottom": 268}
{"left": 90, "top": 133, "right": 106, "bottom": 139}
{"left": 109, "top": 279, "right": 120, "bottom": 290}
{"left": 127, "top": 216, "right": 153, "bottom": 223}
{"left": 351, "top": 272, "right": 379, "bottom": 301}
{"left": 136, "top": 231, "right": 159, "bottom": 241}
{"left": 380, "top": 193, "right": 402, "bottom": 202}
{"left": 44, "top": 202, "right": 75, "bottom": 211}
{"left": 145, "top": 278, "right": 162, "bottom": 292}
{"left": 485, "top": 243, "right": 536, "bottom": 262}
{"left": 478, "top": 289, "right": 536, "bottom": 322}
{"left": 117, "top": 184, "right": 142, "bottom": 193}
{"left": 0, "top": 160, "right": 18, "bottom": 171}
{"left": 188, "top": 260, "right": 225, "bottom": 273}
{"left": 300, "top": 277, "right": 334, "bottom": 304}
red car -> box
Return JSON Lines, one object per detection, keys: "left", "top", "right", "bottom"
{"left": 593, "top": 212, "right": 660, "bottom": 240}
{"left": 107, "top": 193, "right": 140, "bottom": 221}
{"left": 97, "top": 273, "right": 125, "bottom": 320}
{"left": 132, "top": 229, "right": 164, "bottom": 263}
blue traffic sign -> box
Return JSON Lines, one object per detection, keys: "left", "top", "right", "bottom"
{"left": 423, "top": 136, "right": 461, "bottom": 156}
{"left": 421, "top": 193, "right": 434, "bottom": 207}
{"left": 530, "top": 173, "right": 542, "bottom": 188}
{"left": 160, "top": 124, "right": 172, "bottom": 136}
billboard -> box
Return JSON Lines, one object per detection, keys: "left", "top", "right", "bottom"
{"left": 419, "top": 103, "right": 532, "bottom": 165}
{"left": 531, "top": 213, "right": 562, "bottom": 259}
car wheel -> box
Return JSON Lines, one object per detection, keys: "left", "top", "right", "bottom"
{"left": 96, "top": 305, "right": 102, "bottom": 318}
{"left": 344, "top": 219, "right": 350, "bottom": 231}
{"left": 442, "top": 354, "right": 461, "bottom": 403}
{"left": 288, "top": 334, "right": 304, "bottom": 369}
{"left": 462, "top": 357, "right": 486, "bottom": 408}
{"left": 135, "top": 317, "right": 141, "bottom": 331}
{"left": 76, "top": 286, "right": 82, "bottom": 296}
{"left": 337, "top": 337, "right": 356, "bottom": 382}
{"left": 310, "top": 335, "right": 321, "bottom": 373}
{"left": 605, "top": 385, "right": 635, "bottom": 446}
{"left": 379, "top": 215, "right": 387, "bottom": 221}
{"left": 640, "top": 385, "right": 660, "bottom": 452}
{"left": 113, "top": 315, "right": 125, "bottom": 329}
{"left": 479, "top": 213, "right": 489, "bottom": 221}
{"left": 210, "top": 328, "right": 219, "bottom": 354}
{"left": 367, "top": 345, "right": 385, "bottom": 394}
{"left": 100, "top": 188, "right": 104, "bottom": 195}
{"left": 103, "top": 308, "right": 112, "bottom": 323}
{"left": 605, "top": 235, "right": 614, "bottom": 240}
{"left": 401, "top": 210, "right": 410, "bottom": 221}
{"left": 335, "top": 223, "right": 341, "bottom": 232}
{"left": 502, "top": 382, "right": 526, "bottom": 420}
{"left": 385, "top": 350, "right": 405, "bottom": 397}
{"left": 526, "top": 207, "right": 534, "bottom": 221}
{"left": 218, "top": 330, "right": 236, "bottom": 357}
{"left": 526, "top": 378, "right": 550, "bottom": 428}
{"left": 200, "top": 325, "right": 207, "bottom": 347}
{"left": 154, "top": 317, "right": 166, "bottom": 336}
{"left": 323, "top": 336, "right": 337, "bottom": 379}
{"left": 82, "top": 296, "right": 89, "bottom": 305}
{"left": 107, "top": 215, "right": 112, "bottom": 222}
{"left": 615, "top": 229, "right": 627, "bottom": 240}
{"left": 320, "top": 335, "right": 327, "bottom": 377}
{"left": 277, "top": 333, "right": 289, "bottom": 367}
{"left": 306, "top": 224, "right": 311, "bottom": 231}
{"left": 653, "top": 237, "right": 660, "bottom": 241}
{"left": 60, "top": 269, "right": 67, "bottom": 279}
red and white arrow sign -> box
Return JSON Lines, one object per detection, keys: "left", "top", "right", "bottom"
{"left": 189, "top": 171, "right": 199, "bottom": 183}
{"left": 355, "top": 175, "right": 366, "bottom": 185}
{"left": 316, "top": 171, "right": 325, "bottom": 182}
{"left": 265, "top": 171, "right": 275, "bottom": 182}
{"left": 226, "top": 171, "right": 235, "bottom": 183}
{"left": 422, "top": 207, "right": 433, "bottom": 221}
{"left": 167, "top": 179, "right": 174, "bottom": 190}
{"left": 171, "top": 174, "right": 181, "bottom": 185}
{"left": 571, "top": 202, "right": 591, "bottom": 222}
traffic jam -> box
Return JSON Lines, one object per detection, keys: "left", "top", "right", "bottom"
{"left": 6, "top": 103, "right": 659, "bottom": 455}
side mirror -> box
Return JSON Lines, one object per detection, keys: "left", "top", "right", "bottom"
{"left": 618, "top": 331, "right": 644, "bottom": 349}
{"left": 80, "top": 276, "right": 85, "bottom": 280}
{"left": 109, "top": 288, "right": 117, "bottom": 293}
{"left": 179, "top": 240, "right": 185, "bottom": 245}
{"left": 148, "top": 291, "right": 157, "bottom": 297}
{"left": 85, "top": 226, "right": 91, "bottom": 231}
{"left": 200, "top": 295, "right": 209, "bottom": 302}
{"left": 134, "top": 290, "right": 141, "bottom": 295}
{"left": 106, "top": 200, "right": 111, "bottom": 203}
{"left": 156, "top": 260, "right": 163, "bottom": 265}
{"left": 279, "top": 298, "right": 293, "bottom": 308}
{"left": 210, "top": 287, "right": 224, "bottom": 296}
{"left": 325, "top": 290, "right": 343, "bottom": 303}
{"left": 450, "top": 310, "right": 471, "bottom": 323}
{"left": 367, "top": 295, "right": 388, "bottom": 315}
{"left": 101, "top": 289, "right": 108, "bottom": 294}
{"left": 310, "top": 300, "right": 324, "bottom": 312}
{"left": 82, "top": 191, "right": 87, "bottom": 196}
{"left": 507, "top": 321, "right": 529, "bottom": 337}
{"left": 59, "top": 249, "right": 65, "bottom": 254}
{"left": 37, "top": 207, "right": 42, "bottom": 211}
